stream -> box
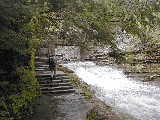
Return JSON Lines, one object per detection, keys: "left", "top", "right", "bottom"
{"left": 61, "top": 61, "right": 160, "bottom": 120}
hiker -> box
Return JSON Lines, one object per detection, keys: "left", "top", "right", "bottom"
{"left": 49, "top": 55, "right": 57, "bottom": 78}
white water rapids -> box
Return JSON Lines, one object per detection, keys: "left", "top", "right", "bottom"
{"left": 61, "top": 61, "right": 160, "bottom": 120}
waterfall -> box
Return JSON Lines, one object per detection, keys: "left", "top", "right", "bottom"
{"left": 62, "top": 61, "right": 160, "bottom": 120}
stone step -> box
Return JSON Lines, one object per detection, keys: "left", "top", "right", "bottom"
{"left": 96, "top": 57, "right": 108, "bottom": 60}
{"left": 127, "top": 74, "right": 160, "bottom": 78}
{"left": 38, "top": 79, "right": 71, "bottom": 84}
{"left": 36, "top": 71, "right": 51, "bottom": 75}
{"left": 56, "top": 76, "right": 70, "bottom": 80}
{"left": 36, "top": 74, "right": 51, "bottom": 78}
{"left": 36, "top": 59, "right": 48, "bottom": 63}
{"left": 37, "top": 74, "right": 68, "bottom": 79}
{"left": 35, "top": 57, "right": 48, "bottom": 60}
{"left": 37, "top": 76, "right": 51, "bottom": 80}
{"left": 127, "top": 75, "right": 149, "bottom": 78}
{"left": 40, "top": 86, "right": 74, "bottom": 91}
{"left": 131, "top": 61, "right": 160, "bottom": 65}
{"left": 38, "top": 77, "right": 52, "bottom": 82}
{"left": 35, "top": 68, "right": 45, "bottom": 71}
{"left": 37, "top": 75, "right": 69, "bottom": 81}
{"left": 124, "top": 71, "right": 160, "bottom": 74}
{"left": 38, "top": 78, "right": 70, "bottom": 83}
{"left": 38, "top": 81, "right": 52, "bottom": 84}
{"left": 97, "top": 59, "right": 109, "bottom": 62}
{"left": 41, "top": 89, "right": 75, "bottom": 94}
{"left": 37, "top": 66, "right": 49, "bottom": 69}
{"left": 35, "top": 62, "right": 45, "bottom": 66}
{"left": 37, "top": 72, "right": 67, "bottom": 76}
{"left": 36, "top": 70, "right": 50, "bottom": 74}
{"left": 131, "top": 59, "right": 160, "bottom": 64}
{"left": 39, "top": 65, "right": 49, "bottom": 67}
{"left": 55, "top": 73, "right": 68, "bottom": 77}
{"left": 94, "top": 54, "right": 105, "bottom": 57}
{"left": 35, "top": 61, "right": 43, "bottom": 64}
{"left": 84, "top": 58, "right": 94, "bottom": 61}
{"left": 40, "top": 82, "right": 72, "bottom": 87}
{"left": 51, "top": 79, "right": 71, "bottom": 83}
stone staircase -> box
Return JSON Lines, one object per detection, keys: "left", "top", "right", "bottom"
{"left": 35, "top": 57, "right": 75, "bottom": 95}
{"left": 124, "top": 51, "right": 160, "bottom": 82}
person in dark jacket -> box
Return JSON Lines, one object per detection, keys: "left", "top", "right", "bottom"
{"left": 49, "top": 55, "right": 57, "bottom": 78}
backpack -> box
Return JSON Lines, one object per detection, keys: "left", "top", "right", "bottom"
{"left": 49, "top": 57, "right": 56, "bottom": 67}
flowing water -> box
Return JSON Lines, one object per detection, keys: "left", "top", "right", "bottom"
{"left": 61, "top": 61, "right": 160, "bottom": 120}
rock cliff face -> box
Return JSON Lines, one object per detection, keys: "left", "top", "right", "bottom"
{"left": 37, "top": 44, "right": 119, "bottom": 66}
{"left": 55, "top": 46, "right": 81, "bottom": 61}
{"left": 54, "top": 45, "right": 111, "bottom": 61}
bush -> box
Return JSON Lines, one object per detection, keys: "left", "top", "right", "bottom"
{"left": 0, "top": 52, "right": 40, "bottom": 120}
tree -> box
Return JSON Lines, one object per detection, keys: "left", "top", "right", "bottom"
{"left": 52, "top": 0, "right": 160, "bottom": 48}
{"left": 0, "top": 0, "right": 58, "bottom": 119}
{"left": 51, "top": 0, "right": 160, "bottom": 62}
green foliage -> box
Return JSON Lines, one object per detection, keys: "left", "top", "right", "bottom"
{"left": 120, "top": 0, "right": 160, "bottom": 44}
{"left": 0, "top": 0, "right": 55, "bottom": 119}
{"left": 0, "top": 0, "right": 58, "bottom": 53}
{"left": 54, "top": 0, "right": 160, "bottom": 60}
{"left": 86, "top": 110, "right": 95, "bottom": 120}
{"left": 0, "top": 97, "right": 9, "bottom": 120}
{"left": 0, "top": 57, "right": 40, "bottom": 119}
{"left": 70, "top": 74, "right": 81, "bottom": 86}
